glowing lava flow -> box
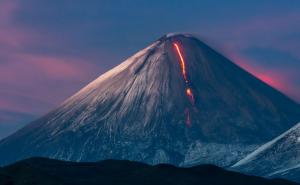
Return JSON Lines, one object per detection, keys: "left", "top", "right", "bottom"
{"left": 173, "top": 43, "right": 188, "bottom": 83}
{"left": 173, "top": 42, "right": 195, "bottom": 127}
{"left": 186, "top": 88, "right": 195, "bottom": 104}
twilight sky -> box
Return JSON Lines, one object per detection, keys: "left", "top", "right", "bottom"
{"left": 0, "top": 0, "right": 300, "bottom": 139}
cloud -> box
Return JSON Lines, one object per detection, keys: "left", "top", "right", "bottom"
{"left": 0, "top": 52, "right": 100, "bottom": 114}
{"left": 0, "top": 0, "right": 103, "bottom": 115}
{"left": 226, "top": 51, "right": 300, "bottom": 102}
{"left": 206, "top": 12, "right": 300, "bottom": 102}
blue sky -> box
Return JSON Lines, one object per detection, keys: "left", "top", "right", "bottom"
{"left": 0, "top": 0, "right": 299, "bottom": 138}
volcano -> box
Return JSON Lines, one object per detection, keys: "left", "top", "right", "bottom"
{"left": 0, "top": 33, "right": 299, "bottom": 167}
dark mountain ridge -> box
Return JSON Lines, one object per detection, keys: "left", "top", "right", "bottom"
{"left": 0, "top": 157, "right": 298, "bottom": 185}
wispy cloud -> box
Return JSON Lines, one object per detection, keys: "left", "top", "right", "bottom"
{"left": 210, "top": 12, "right": 300, "bottom": 102}
{"left": 0, "top": 0, "right": 102, "bottom": 115}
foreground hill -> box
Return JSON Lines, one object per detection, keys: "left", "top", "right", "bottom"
{"left": 233, "top": 122, "right": 300, "bottom": 182}
{"left": 0, "top": 157, "right": 298, "bottom": 185}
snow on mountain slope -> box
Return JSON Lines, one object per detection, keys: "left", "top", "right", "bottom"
{"left": 233, "top": 122, "right": 300, "bottom": 181}
{"left": 271, "top": 165, "right": 300, "bottom": 183}
{"left": 0, "top": 33, "right": 300, "bottom": 167}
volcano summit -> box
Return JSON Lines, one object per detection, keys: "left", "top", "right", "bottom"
{"left": 0, "top": 33, "right": 299, "bottom": 167}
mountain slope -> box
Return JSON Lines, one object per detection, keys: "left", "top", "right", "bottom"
{"left": 272, "top": 167, "right": 300, "bottom": 183}
{"left": 232, "top": 122, "right": 300, "bottom": 182}
{"left": 0, "top": 157, "right": 298, "bottom": 185}
{"left": 0, "top": 33, "right": 300, "bottom": 167}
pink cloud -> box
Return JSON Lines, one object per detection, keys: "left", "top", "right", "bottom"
{"left": 0, "top": 52, "right": 100, "bottom": 114}
{"left": 0, "top": 0, "right": 103, "bottom": 115}
{"left": 0, "top": 0, "right": 59, "bottom": 52}
{"left": 0, "top": 0, "right": 33, "bottom": 48}
{"left": 205, "top": 12, "right": 300, "bottom": 103}
{"left": 18, "top": 54, "right": 93, "bottom": 79}
{"left": 226, "top": 51, "right": 300, "bottom": 102}
{"left": 0, "top": 0, "right": 16, "bottom": 23}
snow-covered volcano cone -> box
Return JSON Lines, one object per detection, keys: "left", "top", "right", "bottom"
{"left": 0, "top": 33, "right": 300, "bottom": 167}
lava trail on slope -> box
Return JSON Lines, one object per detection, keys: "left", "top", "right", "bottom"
{"left": 173, "top": 42, "right": 196, "bottom": 126}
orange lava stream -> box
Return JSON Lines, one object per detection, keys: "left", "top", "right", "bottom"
{"left": 173, "top": 43, "right": 188, "bottom": 83}
{"left": 173, "top": 42, "right": 196, "bottom": 127}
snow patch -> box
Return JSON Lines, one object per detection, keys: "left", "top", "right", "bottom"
{"left": 182, "top": 141, "right": 258, "bottom": 167}
{"left": 233, "top": 122, "right": 300, "bottom": 167}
